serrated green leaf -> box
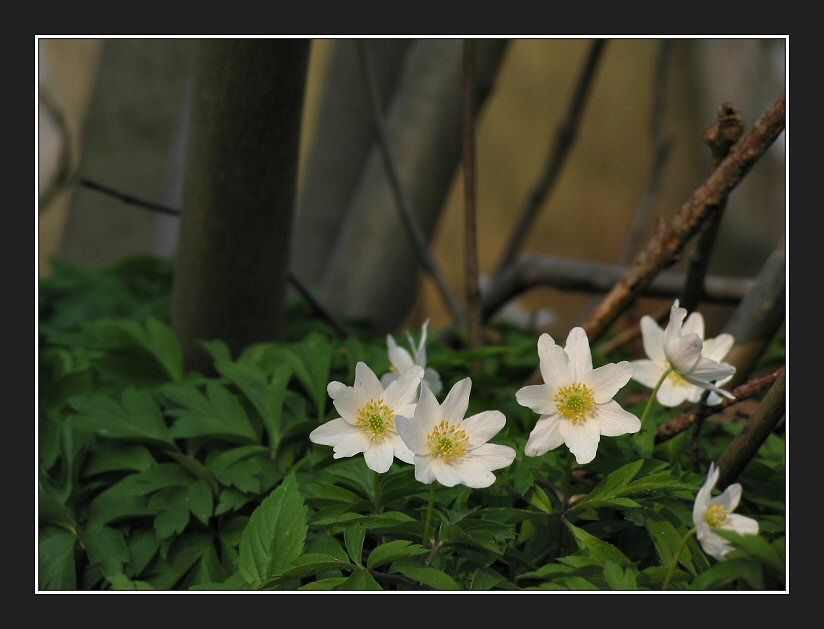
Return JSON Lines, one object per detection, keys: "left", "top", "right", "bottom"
{"left": 70, "top": 388, "right": 171, "bottom": 445}
{"left": 38, "top": 526, "right": 77, "bottom": 590}
{"left": 298, "top": 577, "right": 348, "bottom": 590}
{"left": 152, "top": 487, "right": 191, "bottom": 540}
{"left": 125, "top": 529, "right": 158, "bottom": 578}
{"left": 303, "top": 483, "right": 363, "bottom": 504}
{"left": 186, "top": 480, "right": 214, "bottom": 524}
{"left": 215, "top": 489, "right": 252, "bottom": 516}
{"left": 469, "top": 568, "right": 505, "bottom": 590}
{"left": 344, "top": 525, "right": 366, "bottom": 566}
{"left": 238, "top": 474, "right": 308, "bottom": 585}
{"left": 620, "top": 473, "right": 694, "bottom": 496}
{"left": 586, "top": 460, "right": 644, "bottom": 502}
{"left": 337, "top": 569, "right": 382, "bottom": 591}
{"left": 367, "top": 540, "right": 428, "bottom": 570}
{"left": 82, "top": 526, "right": 130, "bottom": 578}
{"left": 393, "top": 564, "right": 460, "bottom": 590}
{"left": 715, "top": 530, "right": 783, "bottom": 571}
{"left": 644, "top": 511, "right": 695, "bottom": 574}
{"left": 168, "top": 384, "right": 258, "bottom": 443}
{"left": 603, "top": 561, "right": 638, "bottom": 590}
{"left": 144, "top": 317, "right": 184, "bottom": 383}
{"left": 38, "top": 481, "right": 76, "bottom": 531}
{"left": 275, "top": 553, "right": 353, "bottom": 579}
{"left": 688, "top": 558, "right": 765, "bottom": 590}
{"left": 565, "top": 520, "right": 632, "bottom": 567}
{"left": 108, "top": 574, "right": 155, "bottom": 590}
{"left": 145, "top": 533, "right": 214, "bottom": 590}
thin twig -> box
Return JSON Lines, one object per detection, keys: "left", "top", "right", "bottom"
{"left": 495, "top": 39, "right": 607, "bottom": 275}
{"left": 654, "top": 366, "right": 784, "bottom": 444}
{"left": 680, "top": 103, "right": 746, "bottom": 311}
{"left": 463, "top": 39, "right": 483, "bottom": 354}
{"left": 581, "top": 96, "right": 786, "bottom": 343}
{"left": 620, "top": 40, "right": 674, "bottom": 266}
{"left": 717, "top": 371, "right": 785, "bottom": 488}
{"left": 76, "top": 177, "right": 350, "bottom": 337}
{"left": 483, "top": 254, "right": 753, "bottom": 319}
{"left": 424, "top": 540, "right": 443, "bottom": 567}
{"left": 355, "top": 40, "right": 469, "bottom": 328}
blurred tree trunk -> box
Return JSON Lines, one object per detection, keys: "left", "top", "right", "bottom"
{"left": 322, "top": 39, "right": 509, "bottom": 333}
{"left": 292, "top": 39, "right": 412, "bottom": 286}
{"left": 172, "top": 40, "right": 310, "bottom": 371}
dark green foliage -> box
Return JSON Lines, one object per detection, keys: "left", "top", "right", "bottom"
{"left": 38, "top": 255, "right": 785, "bottom": 591}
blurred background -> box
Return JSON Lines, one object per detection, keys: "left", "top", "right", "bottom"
{"left": 37, "top": 37, "right": 786, "bottom": 340}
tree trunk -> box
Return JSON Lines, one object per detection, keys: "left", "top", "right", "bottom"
{"left": 172, "top": 39, "right": 310, "bottom": 371}
{"left": 322, "top": 39, "right": 509, "bottom": 333}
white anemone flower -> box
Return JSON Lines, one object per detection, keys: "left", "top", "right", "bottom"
{"left": 381, "top": 319, "right": 443, "bottom": 396}
{"left": 631, "top": 300, "right": 736, "bottom": 407}
{"left": 396, "top": 378, "right": 516, "bottom": 488}
{"left": 516, "top": 328, "right": 640, "bottom": 465}
{"left": 310, "top": 362, "right": 424, "bottom": 473}
{"left": 693, "top": 462, "right": 759, "bottom": 561}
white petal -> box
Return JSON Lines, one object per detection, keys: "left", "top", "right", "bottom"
{"left": 413, "top": 455, "right": 437, "bottom": 484}
{"left": 702, "top": 333, "right": 734, "bottom": 362}
{"left": 689, "top": 356, "right": 736, "bottom": 381}
{"left": 441, "top": 377, "right": 472, "bottom": 422}
{"left": 380, "top": 372, "right": 400, "bottom": 389}
{"left": 363, "top": 440, "right": 395, "bottom": 473}
{"left": 697, "top": 526, "right": 732, "bottom": 561}
{"left": 423, "top": 367, "right": 443, "bottom": 396}
{"left": 664, "top": 332, "right": 703, "bottom": 374}
{"left": 329, "top": 386, "right": 362, "bottom": 423}
{"left": 693, "top": 463, "right": 719, "bottom": 524}
{"left": 682, "top": 311, "right": 705, "bottom": 340}
{"left": 396, "top": 415, "right": 430, "bottom": 455}
{"left": 564, "top": 327, "right": 593, "bottom": 381}
{"left": 416, "top": 384, "right": 440, "bottom": 432}
{"left": 640, "top": 316, "right": 666, "bottom": 364}
{"left": 515, "top": 384, "right": 555, "bottom": 415}
{"left": 331, "top": 433, "right": 372, "bottom": 459}
{"left": 327, "top": 381, "right": 348, "bottom": 398}
{"left": 681, "top": 363, "right": 736, "bottom": 399}
{"left": 559, "top": 419, "right": 601, "bottom": 464}
{"left": 355, "top": 362, "right": 384, "bottom": 401}
{"left": 430, "top": 458, "right": 464, "bottom": 487}
{"left": 594, "top": 400, "right": 641, "bottom": 436}
{"left": 471, "top": 443, "right": 516, "bottom": 471}
{"left": 389, "top": 432, "right": 415, "bottom": 464}
{"left": 414, "top": 319, "right": 430, "bottom": 366}
{"left": 449, "top": 459, "right": 497, "bottom": 488}
{"left": 630, "top": 359, "right": 667, "bottom": 389}
{"left": 462, "top": 410, "right": 506, "bottom": 446}
{"left": 387, "top": 336, "right": 415, "bottom": 371}
{"left": 383, "top": 365, "right": 424, "bottom": 409}
{"left": 655, "top": 378, "right": 690, "bottom": 407}
{"left": 712, "top": 483, "right": 742, "bottom": 513}
{"left": 525, "top": 415, "right": 564, "bottom": 457}
{"left": 726, "top": 514, "right": 759, "bottom": 536}
{"left": 309, "top": 417, "right": 360, "bottom": 446}
{"left": 664, "top": 299, "right": 687, "bottom": 337}
{"left": 538, "top": 333, "right": 573, "bottom": 391}
{"left": 584, "top": 361, "right": 633, "bottom": 403}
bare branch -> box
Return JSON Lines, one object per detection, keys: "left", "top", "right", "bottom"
{"left": 356, "top": 40, "right": 469, "bottom": 329}
{"left": 717, "top": 371, "right": 785, "bottom": 487}
{"left": 679, "top": 102, "right": 746, "bottom": 311}
{"left": 463, "top": 40, "right": 482, "bottom": 353}
{"left": 76, "top": 177, "right": 350, "bottom": 338}
{"left": 496, "top": 40, "right": 607, "bottom": 275}
{"left": 483, "top": 254, "right": 754, "bottom": 319}
{"left": 654, "top": 366, "right": 784, "bottom": 444}
{"left": 582, "top": 96, "right": 786, "bottom": 343}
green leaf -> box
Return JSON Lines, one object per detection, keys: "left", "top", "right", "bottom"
{"left": 603, "top": 561, "right": 638, "bottom": 590}
{"left": 217, "top": 360, "right": 291, "bottom": 448}
{"left": 145, "top": 533, "right": 214, "bottom": 590}
{"left": 39, "top": 527, "right": 77, "bottom": 590}
{"left": 238, "top": 474, "right": 308, "bottom": 586}
{"left": 82, "top": 526, "right": 130, "bottom": 578}
{"left": 393, "top": 564, "right": 461, "bottom": 590}
{"left": 143, "top": 317, "right": 184, "bottom": 383}
{"left": 186, "top": 480, "right": 214, "bottom": 524}
{"left": 125, "top": 529, "right": 159, "bottom": 578}
{"left": 275, "top": 553, "right": 353, "bottom": 579}
{"left": 572, "top": 460, "right": 644, "bottom": 510}
{"left": 565, "top": 520, "right": 632, "bottom": 567}
{"left": 215, "top": 489, "right": 252, "bottom": 516}
{"left": 39, "top": 481, "right": 76, "bottom": 531}
{"left": 83, "top": 444, "right": 156, "bottom": 476}
{"left": 644, "top": 511, "right": 695, "bottom": 574}
{"left": 689, "top": 558, "right": 765, "bottom": 590}
{"left": 303, "top": 483, "right": 363, "bottom": 504}
{"left": 152, "top": 487, "right": 191, "bottom": 540}
{"left": 167, "top": 384, "right": 258, "bottom": 443}
{"left": 107, "top": 574, "right": 156, "bottom": 590}
{"left": 70, "top": 388, "right": 172, "bottom": 445}
{"left": 337, "top": 569, "right": 382, "bottom": 591}
{"left": 366, "top": 540, "right": 428, "bottom": 570}
{"left": 620, "top": 473, "right": 694, "bottom": 496}
{"left": 344, "top": 525, "right": 365, "bottom": 567}
{"left": 469, "top": 568, "right": 506, "bottom": 591}
{"left": 298, "top": 577, "right": 348, "bottom": 590}
{"left": 715, "top": 530, "right": 784, "bottom": 571}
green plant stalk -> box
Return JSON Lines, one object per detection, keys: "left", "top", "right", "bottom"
{"left": 662, "top": 527, "right": 697, "bottom": 590}
{"left": 373, "top": 471, "right": 383, "bottom": 514}
{"left": 638, "top": 366, "right": 674, "bottom": 432}
{"left": 561, "top": 449, "right": 573, "bottom": 512}
{"left": 423, "top": 483, "right": 438, "bottom": 548}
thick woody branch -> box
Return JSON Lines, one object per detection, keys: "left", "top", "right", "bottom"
{"left": 716, "top": 371, "right": 785, "bottom": 488}
{"left": 483, "top": 254, "right": 753, "bottom": 319}
{"left": 654, "top": 366, "right": 784, "bottom": 444}
{"left": 463, "top": 40, "right": 482, "bottom": 352}
{"left": 581, "top": 97, "right": 786, "bottom": 343}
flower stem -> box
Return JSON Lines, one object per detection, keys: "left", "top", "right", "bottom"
{"left": 373, "top": 471, "right": 383, "bottom": 514}
{"left": 661, "top": 527, "right": 697, "bottom": 590}
{"left": 423, "top": 483, "right": 438, "bottom": 548}
{"left": 561, "top": 449, "right": 573, "bottom": 513}
{"left": 640, "top": 366, "right": 674, "bottom": 428}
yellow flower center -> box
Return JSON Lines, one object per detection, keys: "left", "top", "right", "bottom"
{"left": 704, "top": 504, "right": 730, "bottom": 528}
{"left": 664, "top": 361, "right": 688, "bottom": 386}
{"left": 554, "top": 383, "right": 596, "bottom": 425}
{"left": 426, "top": 421, "right": 470, "bottom": 463}
{"left": 356, "top": 399, "right": 395, "bottom": 443}
{"left": 389, "top": 365, "right": 398, "bottom": 373}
